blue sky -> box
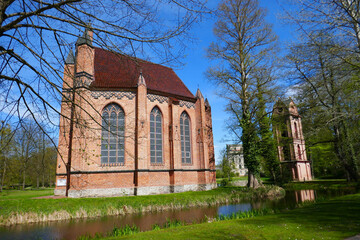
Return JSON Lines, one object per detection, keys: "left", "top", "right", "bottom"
{"left": 0, "top": 0, "right": 297, "bottom": 164}
{"left": 175, "top": 0, "right": 296, "bottom": 163}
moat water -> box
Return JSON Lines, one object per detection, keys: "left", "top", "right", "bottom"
{"left": 0, "top": 189, "right": 355, "bottom": 240}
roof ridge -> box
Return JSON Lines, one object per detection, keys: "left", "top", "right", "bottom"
{"left": 94, "top": 47, "right": 174, "bottom": 70}
{"left": 93, "top": 47, "right": 195, "bottom": 99}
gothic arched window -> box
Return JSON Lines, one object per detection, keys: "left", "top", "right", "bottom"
{"left": 297, "top": 145, "right": 302, "bottom": 160}
{"left": 180, "top": 111, "right": 191, "bottom": 164}
{"left": 294, "top": 122, "right": 298, "bottom": 138}
{"left": 150, "top": 107, "right": 163, "bottom": 164}
{"left": 101, "top": 104, "right": 125, "bottom": 165}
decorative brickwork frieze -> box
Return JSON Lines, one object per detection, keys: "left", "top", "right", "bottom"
{"left": 179, "top": 100, "right": 195, "bottom": 109}
{"left": 91, "top": 91, "right": 135, "bottom": 100}
{"left": 75, "top": 71, "right": 93, "bottom": 88}
{"left": 100, "top": 162, "right": 125, "bottom": 167}
{"left": 61, "top": 89, "right": 72, "bottom": 102}
{"left": 147, "top": 93, "right": 169, "bottom": 103}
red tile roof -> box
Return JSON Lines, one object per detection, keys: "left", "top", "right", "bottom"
{"left": 92, "top": 47, "right": 195, "bottom": 99}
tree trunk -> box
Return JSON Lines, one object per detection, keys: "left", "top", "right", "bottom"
{"left": 42, "top": 173, "right": 45, "bottom": 188}
{"left": 22, "top": 168, "right": 26, "bottom": 190}
{"left": 0, "top": 160, "right": 6, "bottom": 192}
{"left": 49, "top": 169, "right": 52, "bottom": 187}
{"left": 333, "top": 123, "right": 359, "bottom": 181}
{"left": 342, "top": 122, "right": 359, "bottom": 181}
{"left": 247, "top": 172, "right": 261, "bottom": 188}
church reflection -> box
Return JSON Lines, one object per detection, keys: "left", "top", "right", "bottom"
{"left": 294, "top": 189, "right": 315, "bottom": 203}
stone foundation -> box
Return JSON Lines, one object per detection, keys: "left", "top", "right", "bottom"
{"left": 54, "top": 183, "right": 217, "bottom": 198}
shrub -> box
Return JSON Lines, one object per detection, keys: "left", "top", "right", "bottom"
{"left": 220, "top": 178, "right": 229, "bottom": 186}
{"left": 111, "top": 225, "right": 140, "bottom": 236}
{"left": 216, "top": 170, "right": 223, "bottom": 178}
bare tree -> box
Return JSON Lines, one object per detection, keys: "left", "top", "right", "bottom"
{"left": 283, "top": 0, "right": 360, "bottom": 65}
{"left": 206, "top": 0, "right": 278, "bottom": 188}
{"left": 0, "top": 0, "right": 209, "bottom": 193}
{"left": 1, "top": 0, "right": 209, "bottom": 128}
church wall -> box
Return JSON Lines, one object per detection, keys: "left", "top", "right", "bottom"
{"left": 72, "top": 91, "right": 137, "bottom": 172}
{"left": 55, "top": 36, "right": 216, "bottom": 197}
{"left": 55, "top": 89, "right": 215, "bottom": 196}
{"left": 146, "top": 98, "right": 171, "bottom": 170}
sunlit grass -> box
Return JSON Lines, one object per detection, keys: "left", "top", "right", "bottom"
{"left": 215, "top": 176, "right": 270, "bottom": 184}
{"left": 112, "top": 193, "right": 360, "bottom": 240}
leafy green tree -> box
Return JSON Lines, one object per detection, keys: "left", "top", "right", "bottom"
{"left": 0, "top": 122, "right": 14, "bottom": 192}
{"left": 28, "top": 131, "right": 57, "bottom": 188}
{"left": 13, "top": 122, "right": 39, "bottom": 189}
{"left": 287, "top": 33, "right": 359, "bottom": 181}
{"left": 207, "top": 0, "right": 278, "bottom": 188}
{"left": 218, "top": 147, "right": 235, "bottom": 186}
{"left": 256, "top": 92, "right": 281, "bottom": 184}
{"left": 284, "top": 0, "right": 360, "bottom": 180}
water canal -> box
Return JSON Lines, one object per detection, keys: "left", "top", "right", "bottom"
{"left": 0, "top": 189, "right": 354, "bottom": 240}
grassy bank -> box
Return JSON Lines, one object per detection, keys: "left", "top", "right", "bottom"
{"left": 215, "top": 177, "right": 270, "bottom": 184}
{"left": 216, "top": 176, "right": 248, "bottom": 184}
{"left": 0, "top": 185, "right": 284, "bottom": 226}
{"left": 104, "top": 192, "right": 360, "bottom": 240}
{"left": 283, "top": 179, "right": 359, "bottom": 191}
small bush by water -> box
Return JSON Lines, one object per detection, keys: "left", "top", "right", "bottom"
{"left": 112, "top": 225, "right": 140, "bottom": 236}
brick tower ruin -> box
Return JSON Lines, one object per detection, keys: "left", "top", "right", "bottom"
{"left": 272, "top": 99, "right": 312, "bottom": 181}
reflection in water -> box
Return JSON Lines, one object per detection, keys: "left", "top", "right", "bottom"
{"left": 218, "top": 203, "right": 251, "bottom": 216}
{"left": 0, "top": 189, "right": 353, "bottom": 240}
{"left": 0, "top": 206, "right": 219, "bottom": 240}
{"left": 294, "top": 190, "right": 315, "bottom": 203}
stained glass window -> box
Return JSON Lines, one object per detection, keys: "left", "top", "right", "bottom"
{"left": 150, "top": 107, "right": 163, "bottom": 164}
{"left": 101, "top": 104, "right": 125, "bottom": 165}
{"left": 180, "top": 112, "right": 191, "bottom": 164}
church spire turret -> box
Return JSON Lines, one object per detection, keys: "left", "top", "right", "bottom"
{"left": 65, "top": 49, "right": 75, "bottom": 65}
{"left": 76, "top": 24, "right": 93, "bottom": 47}
{"left": 137, "top": 71, "right": 146, "bottom": 87}
{"left": 195, "top": 88, "right": 203, "bottom": 99}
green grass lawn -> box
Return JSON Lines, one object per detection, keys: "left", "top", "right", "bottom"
{"left": 0, "top": 188, "right": 54, "bottom": 200}
{"left": 216, "top": 176, "right": 248, "bottom": 184}
{"left": 215, "top": 177, "right": 270, "bottom": 184}
{"left": 109, "top": 193, "right": 360, "bottom": 240}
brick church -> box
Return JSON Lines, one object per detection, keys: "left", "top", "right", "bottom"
{"left": 273, "top": 99, "right": 312, "bottom": 181}
{"left": 54, "top": 28, "right": 216, "bottom": 197}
